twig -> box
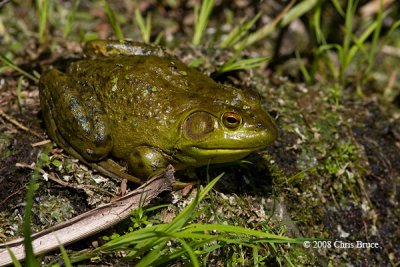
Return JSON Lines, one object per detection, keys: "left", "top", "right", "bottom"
{"left": 15, "top": 162, "right": 118, "bottom": 197}
{"left": 0, "top": 108, "right": 43, "bottom": 138}
{"left": 31, "top": 139, "right": 51, "bottom": 147}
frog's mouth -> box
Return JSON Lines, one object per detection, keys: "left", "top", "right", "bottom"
{"left": 189, "top": 146, "right": 265, "bottom": 157}
{"left": 182, "top": 146, "right": 265, "bottom": 165}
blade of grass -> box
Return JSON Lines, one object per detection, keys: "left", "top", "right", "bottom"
{"left": 188, "top": 58, "right": 204, "bottom": 68}
{"left": 159, "top": 173, "right": 223, "bottom": 236}
{"left": 136, "top": 236, "right": 200, "bottom": 267}
{"left": 312, "top": 1, "right": 325, "bottom": 44}
{"left": 17, "top": 76, "right": 24, "bottom": 113}
{"left": 124, "top": 234, "right": 169, "bottom": 261}
{"left": 175, "top": 238, "right": 200, "bottom": 267}
{"left": 97, "top": 225, "right": 167, "bottom": 249}
{"left": 330, "top": 0, "right": 345, "bottom": 16}
{"left": 366, "top": 1, "right": 383, "bottom": 74}
{"left": 151, "top": 227, "right": 302, "bottom": 266}
{"left": 151, "top": 238, "right": 221, "bottom": 265}
{"left": 134, "top": 9, "right": 151, "bottom": 43}
{"left": 35, "top": 0, "right": 49, "bottom": 43}
{"left": 192, "top": 0, "right": 215, "bottom": 46}
{"left": 23, "top": 155, "right": 44, "bottom": 267}
{"left": 217, "top": 57, "right": 269, "bottom": 76}
{"left": 103, "top": 0, "right": 124, "bottom": 40}
{"left": 177, "top": 224, "right": 295, "bottom": 241}
{"left": 145, "top": 203, "right": 171, "bottom": 212}
{"left": 6, "top": 248, "right": 22, "bottom": 267}
{"left": 0, "top": 56, "right": 38, "bottom": 82}
{"left": 220, "top": 12, "right": 261, "bottom": 48}
{"left": 236, "top": 0, "right": 295, "bottom": 49}
{"left": 63, "top": 0, "right": 81, "bottom": 38}
{"left": 386, "top": 19, "right": 400, "bottom": 36}
{"left": 349, "top": 20, "right": 379, "bottom": 60}
{"left": 317, "top": 43, "right": 342, "bottom": 78}
{"left": 295, "top": 50, "right": 312, "bottom": 84}
{"left": 58, "top": 240, "right": 73, "bottom": 267}
{"left": 253, "top": 246, "right": 259, "bottom": 267}
{"left": 154, "top": 32, "right": 163, "bottom": 44}
{"left": 280, "top": 0, "right": 318, "bottom": 27}
{"left": 135, "top": 241, "right": 166, "bottom": 267}
{"left": 339, "top": 0, "right": 358, "bottom": 84}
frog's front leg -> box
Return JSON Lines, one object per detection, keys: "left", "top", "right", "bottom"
{"left": 128, "top": 146, "right": 171, "bottom": 179}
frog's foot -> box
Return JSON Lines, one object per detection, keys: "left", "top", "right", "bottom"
{"left": 96, "top": 159, "right": 143, "bottom": 185}
{"left": 128, "top": 146, "right": 172, "bottom": 179}
{"left": 94, "top": 160, "right": 191, "bottom": 188}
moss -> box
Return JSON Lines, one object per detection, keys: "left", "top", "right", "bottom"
{"left": 0, "top": 132, "right": 12, "bottom": 159}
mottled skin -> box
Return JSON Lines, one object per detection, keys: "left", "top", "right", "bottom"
{"left": 39, "top": 40, "right": 278, "bottom": 180}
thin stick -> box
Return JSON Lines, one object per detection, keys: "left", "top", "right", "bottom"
{"left": 0, "top": 108, "right": 43, "bottom": 138}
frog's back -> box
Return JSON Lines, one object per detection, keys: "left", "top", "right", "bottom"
{"left": 67, "top": 55, "right": 223, "bottom": 155}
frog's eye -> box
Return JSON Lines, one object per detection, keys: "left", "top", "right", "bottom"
{"left": 222, "top": 112, "right": 241, "bottom": 129}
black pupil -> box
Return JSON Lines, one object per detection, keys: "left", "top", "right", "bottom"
{"left": 226, "top": 116, "right": 238, "bottom": 124}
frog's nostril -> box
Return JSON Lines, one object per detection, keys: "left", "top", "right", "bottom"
{"left": 256, "top": 123, "right": 264, "bottom": 129}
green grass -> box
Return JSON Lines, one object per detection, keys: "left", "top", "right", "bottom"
{"left": 16, "top": 76, "right": 24, "bottom": 113}
{"left": 67, "top": 174, "right": 302, "bottom": 266}
{"left": 234, "top": 0, "right": 297, "bottom": 49}
{"left": 6, "top": 248, "right": 22, "bottom": 267}
{"left": 214, "top": 12, "right": 270, "bottom": 76}
{"left": 214, "top": 0, "right": 321, "bottom": 77}
{"left": 192, "top": 0, "right": 215, "bottom": 46}
{"left": 134, "top": 9, "right": 152, "bottom": 44}
{"left": 35, "top": 0, "right": 49, "bottom": 43}
{"left": 58, "top": 240, "right": 73, "bottom": 267}
{"left": 306, "top": 0, "right": 400, "bottom": 93}
{"left": 0, "top": 56, "right": 39, "bottom": 82}
{"left": 219, "top": 12, "right": 261, "bottom": 49}
{"left": 215, "top": 56, "right": 270, "bottom": 77}
{"left": 103, "top": 0, "right": 124, "bottom": 40}
{"left": 63, "top": 0, "right": 81, "bottom": 38}
{"left": 14, "top": 172, "right": 304, "bottom": 267}
{"left": 22, "top": 154, "right": 44, "bottom": 267}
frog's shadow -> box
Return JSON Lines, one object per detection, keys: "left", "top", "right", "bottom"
{"left": 43, "top": 57, "right": 81, "bottom": 73}
{"left": 181, "top": 154, "right": 275, "bottom": 196}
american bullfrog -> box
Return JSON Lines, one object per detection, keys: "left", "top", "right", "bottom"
{"left": 39, "top": 40, "right": 278, "bottom": 183}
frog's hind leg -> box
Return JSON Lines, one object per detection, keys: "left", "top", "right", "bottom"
{"left": 42, "top": 106, "right": 142, "bottom": 185}
{"left": 39, "top": 69, "right": 112, "bottom": 162}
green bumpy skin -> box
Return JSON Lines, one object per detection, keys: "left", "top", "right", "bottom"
{"left": 39, "top": 40, "right": 278, "bottom": 180}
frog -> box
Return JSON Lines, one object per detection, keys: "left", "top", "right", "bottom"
{"left": 39, "top": 40, "right": 278, "bottom": 184}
